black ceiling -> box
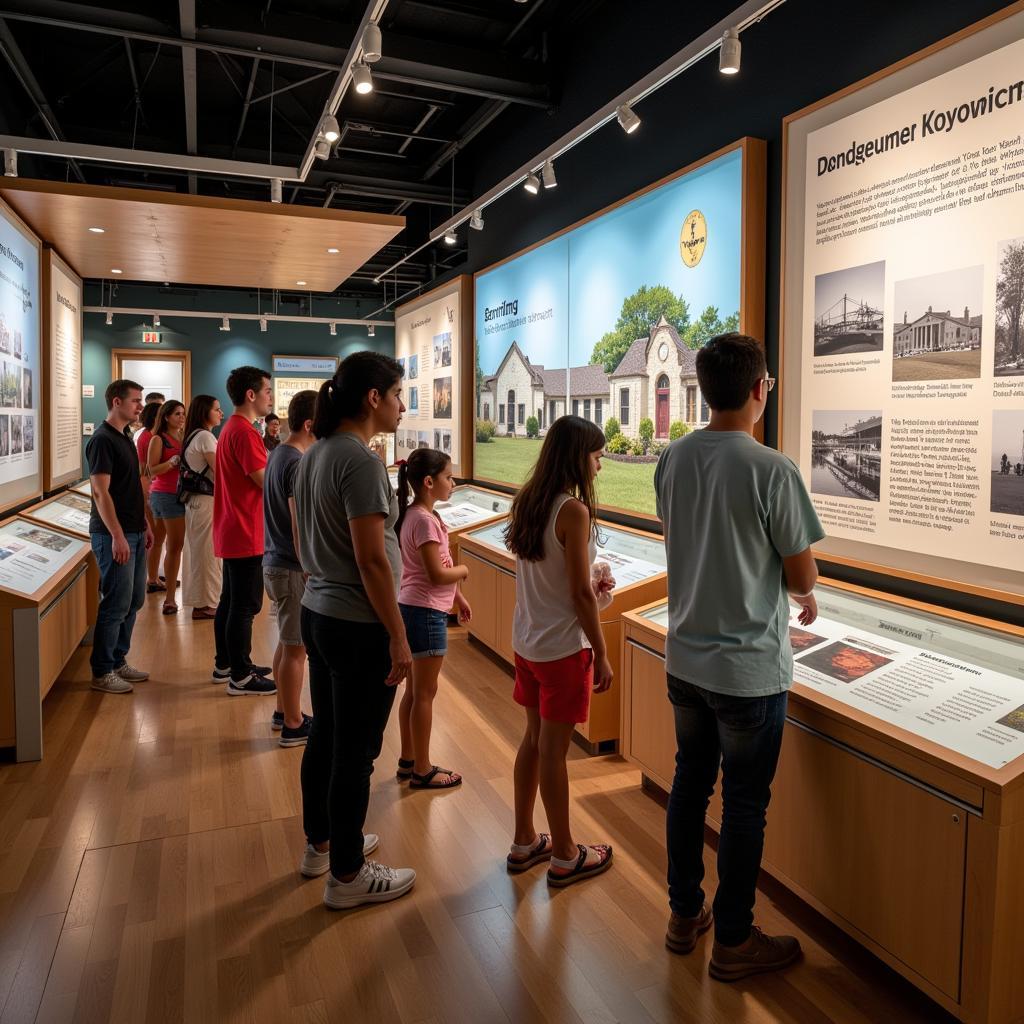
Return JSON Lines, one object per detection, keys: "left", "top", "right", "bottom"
{"left": 0, "top": 0, "right": 603, "bottom": 297}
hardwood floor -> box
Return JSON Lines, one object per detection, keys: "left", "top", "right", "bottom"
{"left": 0, "top": 594, "right": 955, "bottom": 1023}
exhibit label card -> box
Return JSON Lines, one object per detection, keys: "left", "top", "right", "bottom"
{"left": 0, "top": 518, "right": 86, "bottom": 595}
{"left": 49, "top": 256, "right": 82, "bottom": 484}
{"left": 798, "top": 37, "right": 1024, "bottom": 574}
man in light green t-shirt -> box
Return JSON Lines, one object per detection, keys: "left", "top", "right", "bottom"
{"left": 654, "top": 333, "right": 824, "bottom": 982}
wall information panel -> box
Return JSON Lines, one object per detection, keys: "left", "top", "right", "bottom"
{"left": 46, "top": 251, "right": 82, "bottom": 489}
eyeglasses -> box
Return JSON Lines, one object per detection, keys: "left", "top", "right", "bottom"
{"left": 763, "top": 377, "right": 776, "bottom": 393}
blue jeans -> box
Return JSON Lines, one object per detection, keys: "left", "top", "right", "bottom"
{"left": 666, "top": 674, "right": 788, "bottom": 945}
{"left": 90, "top": 532, "right": 148, "bottom": 677}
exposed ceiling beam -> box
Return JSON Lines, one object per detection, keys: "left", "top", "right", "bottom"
{"left": 231, "top": 58, "right": 260, "bottom": 157}
{"left": 179, "top": 1, "right": 197, "bottom": 193}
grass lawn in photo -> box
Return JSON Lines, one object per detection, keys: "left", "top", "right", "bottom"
{"left": 991, "top": 472, "right": 1024, "bottom": 517}
{"left": 474, "top": 436, "right": 658, "bottom": 515}
{"left": 892, "top": 348, "right": 981, "bottom": 382}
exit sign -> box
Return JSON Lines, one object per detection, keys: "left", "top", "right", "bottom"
{"left": 142, "top": 331, "right": 161, "bottom": 344}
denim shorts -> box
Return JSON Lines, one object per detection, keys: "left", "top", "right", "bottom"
{"left": 149, "top": 489, "right": 185, "bottom": 519}
{"left": 399, "top": 603, "right": 449, "bottom": 659}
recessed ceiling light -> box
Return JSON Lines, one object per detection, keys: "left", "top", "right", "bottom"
{"left": 111, "top": 268, "right": 123, "bottom": 274}
{"left": 88, "top": 226, "right": 105, "bottom": 234}
{"left": 296, "top": 280, "right": 307, "bottom": 286}
{"left": 327, "top": 247, "right": 339, "bottom": 254}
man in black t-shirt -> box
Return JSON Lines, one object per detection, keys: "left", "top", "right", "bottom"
{"left": 86, "top": 379, "right": 154, "bottom": 694}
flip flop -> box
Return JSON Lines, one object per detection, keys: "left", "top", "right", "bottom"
{"left": 410, "top": 765, "right": 462, "bottom": 789}
{"left": 506, "top": 833, "right": 552, "bottom": 873}
{"left": 547, "top": 844, "right": 613, "bottom": 888}
{"left": 147, "top": 581, "right": 166, "bottom": 593}
{"left": 396, "top": 757, "right": 414, "bottom": 780}
{"left": 162, "top": 603, "right": 178, "bottom": 615}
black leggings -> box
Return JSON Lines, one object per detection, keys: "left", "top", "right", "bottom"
{"left": 300, "top": 607, "right": 397, "bottom": 877}
{"left": 213, "top": 555, "right": 264, "bottom": 680}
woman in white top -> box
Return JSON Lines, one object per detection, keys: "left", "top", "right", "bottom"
{"left": 181, "top": 395, "right": 223, "bottom": 619}
{"left": 503, "top": 415, "right": 616, "bottom": 888}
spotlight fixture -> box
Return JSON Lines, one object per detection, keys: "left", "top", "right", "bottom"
{"left": 326, "top": 247, "right": 339, "bottom": 253}
{"left": 270, "top": 178, "right": 282, "bottom": 203}
{"left": 368, "top": 325, "right": 375, "bottom": 337}
{"left": 352, "top": 60, "right": 373, "bottom": 95}
{"left": 719, "top": 27, "right": 741, "bottom": 74}
{"left": 329, "top": 322, "right": 337, "bottom": 337}
{"left": 153, "top": 314, "right": 161, "bottom": 327}
{"left": 443, "top": 228, "right": 457, "bottom": 246}
{"left": 111, "top": 268, "right": 123, "bottom": 274}
{"left": 220, "top": 316, "right": 230, "bottom": 332}
{"left": 523, "top": 171, "right": 540, "bottom": 195}
{"left": 314, "top": 138, "right": 331, "bottom": 160}
{"left": 259, "top": 316, "right": 268, "bottom": 333}
{"left": 616, "top": 104, "right": 640, "bottom": 134}
{"left": 3, "top": 149, "right": 16, "bottom": 177}
{"left": 105, "top": 311, "right": 113, "bottom": 325}
{"left": 361, "top": 21, "right": 382, "bottom": 63}
{"left": 296, "top": 280, "right": 307, "bottom": 287}
{"left": 88, "top": 226, "right": 105, "bottom": 234}
{"left": 321, "top": 114, "right": 340, "bottom": 142}
{"left": 542, "top": 158, "right": 557, "bottom": 189}
{"left": 470, "top": 208, "right": 484, "bottom": 231}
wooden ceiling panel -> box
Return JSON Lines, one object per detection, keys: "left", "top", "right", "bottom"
{"left": 0, "top": 180, "right": 404, "bottom": 293}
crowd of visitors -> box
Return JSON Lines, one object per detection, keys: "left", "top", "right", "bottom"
{"left": 84, "top": 333, "right": 821, "bottom": 981}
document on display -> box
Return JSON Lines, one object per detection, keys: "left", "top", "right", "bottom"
{"left": 0, "top": 519, "right": 87, "bottom": 595}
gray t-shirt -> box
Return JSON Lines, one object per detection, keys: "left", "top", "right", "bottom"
{"left": 654, "top": 430, "right": 825, "bottom": 697}
{"left": 294, "top": 431, "right": 401, "bottom": 622}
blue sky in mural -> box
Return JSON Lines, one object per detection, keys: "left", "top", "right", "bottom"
{"left": 567, "top": 148, "right": 742, "bottom": 363}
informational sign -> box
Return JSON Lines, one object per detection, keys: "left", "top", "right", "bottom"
{"left": 782, "top": 12, "right": 1024, "bottom": 602}
{"left": 395, "top": 279, "right": 464, "bottom": 475}
{"left": 271, "top": 354, "right": 337, "bottom": 422}
{"left": 0, "top": 199, "right": 41, "bottom": 513}
{"left": 25, "top": 491, "right": 91, "bottom": 536}
{"left": 790, "top": 608, "right": 1024, "bottom": 769}
{"left": 47, "top": 253, "right": 82, "bottom": 487}
{"left": 0, "top": 518, "right": 86, "bottom": 595}
{"left": 272, "top": 355, "right": 337, "bottom": 374}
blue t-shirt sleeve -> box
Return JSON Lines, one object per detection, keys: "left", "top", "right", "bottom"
{"left": 283, "top": 451, "right": 300, "bottom": 498}
{"left": 767, "top": 463, "right": 826, "bottom": 558}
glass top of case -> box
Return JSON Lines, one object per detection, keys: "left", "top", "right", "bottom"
{"left": 0, "top": 518, "right": 88, "bottom": 595}
{"left": 636, "top": 602, "right": 669, "bottom": 628}
{"left": 25, "top": 492, "right": 92, "bottom": 535}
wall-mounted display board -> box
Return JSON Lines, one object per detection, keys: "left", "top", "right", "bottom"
{"left": 271, "top": 354, "right": 337, "bottom": 423}
{"left": 0, "top": 198, "right": 42, "bottom": 515}
{"left": 0, "top": 515, "right": 93, "bottom": 761}
{"left": 42, "top": 249, "right": 82, "bottom": 490}
{"left": 394, "top": 276, "right": 472, "bottom": 478}
{"left": 474, "top": 139, "right": 765, "bottom": 518}
{"left": 621, "top": 580, "right": 1024, "bottom": 1023}
{"left": 781, "top": 5, "right": 1024, "bottom": 606}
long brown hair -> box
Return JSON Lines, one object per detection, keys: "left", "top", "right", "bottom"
{"left": 153, "top": 399, "right": 185, "bottom": 442}
{"left": 504, "top": 415, "right": 605, "bottom": 562}
{"left": 395, "top": 448, "right": 450, "bottom": 544}
{"left": 184, "top": 394, "right": 218, "bottom": 439}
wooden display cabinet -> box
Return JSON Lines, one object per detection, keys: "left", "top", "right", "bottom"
{"left": 0, "top": 515, "right": 93, "bottom": 762}
{"left": 458, "top": 516, "right": 667, "bottom": 748}
{"left": 620, "top": 583, "right": 1024, "bottom": 1024}
{"left": 436, "top": 484, "right": 513, "bottom": 563}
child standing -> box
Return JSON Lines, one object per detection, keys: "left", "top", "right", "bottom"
{"left": 503, "top": 415, "right": 615, "bottom": 887}
{"left": 396, "top": 449, "right": 473, "bottom": 789}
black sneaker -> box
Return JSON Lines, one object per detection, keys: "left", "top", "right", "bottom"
{"left": 279, "top": 714, "right": 313, "bottom": 747}
{"left": 271, "top": 710, "right": 284, "bottom": 731}
{"left": 226, "top": 674, "right": 277, "bottom": 696}
{"left": 251, "top": 664, "right": 272, "bottom": 677}
{"left": 212, "top": 665, "right": 231, "bottom": 682}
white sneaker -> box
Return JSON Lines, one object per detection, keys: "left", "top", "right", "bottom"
{"left": 115, "top": 662, "right": 149, "bottom": 682}
{"left": 300, "top": 834, "right": 379, "bottom": 877}
{"left": 91, "top": 672, "right": 133, "bottom": 694}
{"left": 323, "top": 860, "right": 416, "bottom": 910}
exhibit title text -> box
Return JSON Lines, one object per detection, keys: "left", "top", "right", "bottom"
{"left": 57, "top": 292, "right": 78, "bottom": 315}
{"left": 0, "top": 242, "right": 24, "bottom": 271}
{"left": 483, "top": 299, "right": 518, "bottom": 322}
{"left": 816, "top": 76, "right": 1024, "bottom": 177}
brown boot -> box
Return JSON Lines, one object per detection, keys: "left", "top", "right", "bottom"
{"left": 709, "top": 926, "right": 801, "bottom": 981}
{"left": 665, "top": 903, "right": 713, "bottom": 954}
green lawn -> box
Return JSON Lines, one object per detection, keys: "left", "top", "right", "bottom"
{"left": 474, "top": 437, "right": 658, "bottom": 516}
{"left": 892, "top": 348, "right": 981, "bottom": 381}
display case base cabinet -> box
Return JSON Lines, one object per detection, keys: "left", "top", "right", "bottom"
{"left": 620, "top": 635, "right": 1024, "bottom": 1024}
{"left": 462, "top": 551, "right": 498, "bottom": 651}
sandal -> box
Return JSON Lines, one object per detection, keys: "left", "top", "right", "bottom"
{"left": 191, "top": 607, "right": 216, "bottom": 620}
{"left": 396, "top": 757, "right": 414, "bottom": 780}
{"left": 410, "top": 765, "right": 462, "bottom": 789}
{"left": 506, "top": 833, "right": 552, "bottom": 873}
{"left": 147, "top": 581, "right": 167, "bottom": 593}
{"left": 162, "top": 603, "right": 178, "bottom": 615}
{"left": 547, "top": 844, "right": 614, "bottom": 888}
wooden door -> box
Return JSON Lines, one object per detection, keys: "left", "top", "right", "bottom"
{"left": 655, "top": 376, "right": 670, "bottom": 438}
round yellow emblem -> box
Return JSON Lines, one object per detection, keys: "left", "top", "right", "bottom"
{"left": 679, "top": 210, "right": 707, "bottom": 268}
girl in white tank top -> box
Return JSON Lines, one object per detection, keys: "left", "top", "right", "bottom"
{"left": 502, "top": 416, "right": 616, "bottom": 888}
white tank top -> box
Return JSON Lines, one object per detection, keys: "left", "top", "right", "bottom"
{"left": 512, "top": 493, "right": 597, "bottom": 663}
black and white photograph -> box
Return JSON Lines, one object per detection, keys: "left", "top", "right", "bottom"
{"left": 811, "top": 410, "right": 882, "bottom": 502}
{"left": 23, "top": 413, "right": 34, "bottom": 453}
{"left": 417, "top": 431, "right": 430, "bottom": 449}
{"left": 992, "top": 409, "right": 1024, "bottom": 517}
{"left": 892, "top": 265, "right": 984, "bottom": 381}
{"left": 813, "top": 260, "right": 884, "bottom": 356}
{"left": 10, "top": 414, "right": 22, "bottom": 455}
{"left": 12, "top": 329, "right": 22, "bottom": 361}
{"left": 0, "top": 317, "right": 9, "bottom": 355}
{"left": 433, "top": 331, "right": 452, "bottom": 368}
{"left": 408, "top": 354, "right": 418, "bottom": 380}
{"left": 409, "top": 386, "right": 419, "bottom": 412}
{"left": 0, "top": 413, "right": 9, "bottom": 456}
{"left": 10, "top": 521, "right": 73, "bottom": 552}
{"left": 433, "top": 376, "right": 453, "bottom": 419}
{"left": 21, "top": 367, "right": 32, "bottom": 410}
{"left": 441, "top": 430, "right": 452, "bottom": 456}
{"left": 434, "top": 429, "right": 443, "bottom": 450}
{"left": 995, "top": 235, "right": 1024, "bottom": 377}
{"left": 0, "top": 361, "right": 16, "bottom": 407}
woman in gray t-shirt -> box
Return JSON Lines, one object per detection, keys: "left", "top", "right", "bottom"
{"left": 292, "top": 351, "right": 416, "bottom": 911}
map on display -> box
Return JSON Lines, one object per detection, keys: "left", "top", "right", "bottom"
{"left": 26, "top": 491, "right": 91, "bottom": 535}
{"left": 0, "top": 518, "right": 87, "bottom": 594}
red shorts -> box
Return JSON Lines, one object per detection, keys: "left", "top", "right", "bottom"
{"left": 513, "top": 649, "right": 593, "bottom": 724}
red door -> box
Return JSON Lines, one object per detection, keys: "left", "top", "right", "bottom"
{"left": 656, "top": 376, "right": 670, "bottom": 438}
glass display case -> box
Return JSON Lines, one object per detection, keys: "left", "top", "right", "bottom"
{"left": 0, "top": 517, "right": 88, "bottom": 597}
{"left": 22, "top": 491, "right": 91, "bottom": 537}
{"left": 71, "top": 478, "right": 91, "bottom": 496}
{"left": 435, "top": 486, "right": 513, "bottom": 531}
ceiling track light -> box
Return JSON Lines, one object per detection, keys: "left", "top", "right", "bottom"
{"left": 719, "top": 27, "right": 741, "bottom": 74}
{"left": 542, "top": 158, "right": 557, "bottom": 189}
{"left": 352, "top": 60, "right": 373, "bottom": 95}
{"left": 361, "top": 21, "right": 382, "bottom": 63}
{"left": 259, "top": 316, "right": 268, "bottom": 333}
{"left": 270, "top": 178, "right": 282, "bottom": 203}
{"left": 220, "top": 316, "right": 230, "bottom": 332}
{"left": 153, "top": 314, "right": 160, "bottom": 327}
{"left": 616, "top": 104, "right": 641, "bottom": 134}
{"left": 368, "top": 324, "right": 375, "bottom": 337}
{"left": 321, "top": 114, "right": 340, "bottom": 143}
{"left": 329, "top": 322, "right": 337, "bottom": 337}
{"left": 3, "top": 149, "right": 16, "bottom": 177}
{"left": 470, "top": 208, "right": 484, "bottom": 231}
{"left": 523, "top": 171, "right": 540, "bottom": 195}
{"left": 443, "top": 228, "right": 457, "bottom": 246}
{"left": 105, "top": 310, "right": 113, "bottom": 325}
{"left": 314, "top": 138, "right": 331, "bottom": 160}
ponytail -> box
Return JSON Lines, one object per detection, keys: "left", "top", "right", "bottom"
{"left": 394, "top": 447, "right": 451, "bottom": 545}
{"left": 312, "top": 351, "right": 404, "bottom": 439}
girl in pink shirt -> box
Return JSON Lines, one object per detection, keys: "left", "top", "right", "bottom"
{"left": 395, "top": 449, "right": 472, "bottom": 789}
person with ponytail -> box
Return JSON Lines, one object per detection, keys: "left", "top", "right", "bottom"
{"left": 292, "top": 351, "right": 416, "bottom": 910}
{"left": 394, "top": 448, "right": 472, "bottom": 790}
{"left": 502, "top": 415, "right": 616, "bottom": 888}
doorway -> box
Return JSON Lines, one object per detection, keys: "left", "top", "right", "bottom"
{"left": 656, "top": 374, "right": 670, "bottom": 438}
{"left": 112, "top": 349, "right": 192, "bottom": 407}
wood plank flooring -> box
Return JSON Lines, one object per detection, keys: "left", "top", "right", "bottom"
{"left": 0, "top": 593, "right": 955, "bottom": 1023}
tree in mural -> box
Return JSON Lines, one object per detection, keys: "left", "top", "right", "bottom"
{"left": 684, "top": 306, "right": 740, "bottom": 349}
{"left": 590, "top": 285, "right": 691, "bottom": 372}
{"left": 996, "top": 240, "right": 1024, "bottom": 366}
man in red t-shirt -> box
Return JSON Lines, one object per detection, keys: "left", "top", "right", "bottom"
{"left": 213, "top": 365, "right": 278, "bottom": 695}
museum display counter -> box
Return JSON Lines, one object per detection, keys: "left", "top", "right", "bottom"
{"left": 436, "top": 484, "right": 513, "bottom": 561}
{"left": 71, "top": 478, "right": 91, "bottom": 497}
{"left": 620, "top": 580, "right": 1024, "bottom": 1024}
{"left": 459, "top": 516, "right": 666, "bottom": 747}
{"left": 0, "top": 515, "right": 92, "bottom": 761}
